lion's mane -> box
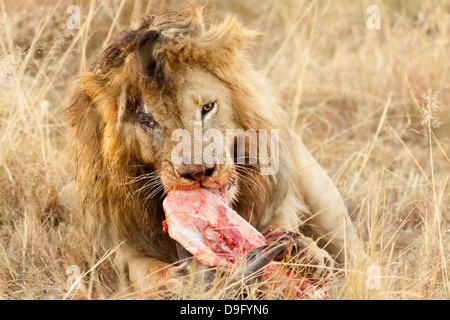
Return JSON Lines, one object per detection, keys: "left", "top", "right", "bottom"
{"left": 67, "top": 7, "right": 307, "bottom": 264}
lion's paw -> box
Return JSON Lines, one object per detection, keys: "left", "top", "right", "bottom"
{"left": 261, "top": 227, "right": 334, "bottom": 280}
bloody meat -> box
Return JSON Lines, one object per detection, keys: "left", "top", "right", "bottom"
{"left": 162, "top": 188, "right": 329, "bottom": 299}
{"left": 163, "top": 188, "right": 267, "bottom": 268}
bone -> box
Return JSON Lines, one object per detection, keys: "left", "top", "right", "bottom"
{"left": 234, "top": 242, "right": 288, "bottom": 285}
{"left": 176, "top": 241, "right": 216, "bottom": 288}
{"left": 176, "top": 241, "right": 193, "bottom": 261}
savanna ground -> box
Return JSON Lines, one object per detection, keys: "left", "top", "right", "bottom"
{"left": 0, "top": 0, "right": 448, "bottom": 300}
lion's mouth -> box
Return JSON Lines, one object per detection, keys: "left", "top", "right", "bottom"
{"left": 204, "top": 179, "right": 234, "bottom": 203}
{"left": 171, "top": 177, "right": 235, "bottom": 205}
{"left": 159, "top": 160, "right": 237, "bottom": 203}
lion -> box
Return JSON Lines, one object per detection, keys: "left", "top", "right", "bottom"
{"left": 65, "top": 7, "right": 359, "bottom": 293}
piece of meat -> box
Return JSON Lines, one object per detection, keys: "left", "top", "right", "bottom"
{"left": 163, "top": 188, "right": 267, "bottom": 268}
{"left": 162, "top": 188, "right": 329, "bottom": 299}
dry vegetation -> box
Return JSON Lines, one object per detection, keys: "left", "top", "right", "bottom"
{"left": 0, "top": 0, "right": 448, "bottom": 300}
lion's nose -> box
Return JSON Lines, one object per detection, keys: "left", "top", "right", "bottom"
{"left": 177, "top": 163, "right": 216, "bottom": 182}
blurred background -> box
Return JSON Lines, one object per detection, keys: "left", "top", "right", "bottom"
{"left": 0, "top": 0, "right": 448, "bottom": 299}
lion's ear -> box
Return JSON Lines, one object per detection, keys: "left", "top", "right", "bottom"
{"left": 95, "top": 30, "right": 142, "bottom": 74}
{"left": 93, "top": 24, "right": 165, "bottom": 85}
{"left": 135, "top": 29, "right": 166, "bottom": 85}
{"left": 204, "top": 15, "right": 260, "bottom": 55}
{"left": 179, "top": 14, "right": 259, "bottom": 69}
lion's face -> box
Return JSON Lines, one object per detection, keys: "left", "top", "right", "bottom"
{"left": 126, "top": 66, "right": 238, "bottom": 200}
{"left": 75, "top": 9, "right": 268, "bottom": 209}
{"left": 69, "top": 8, "right": 307, "bottom": 261}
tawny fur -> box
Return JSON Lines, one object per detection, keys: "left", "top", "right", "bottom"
{"left": 66, "top": 7, "right": 359, "bottom": 292}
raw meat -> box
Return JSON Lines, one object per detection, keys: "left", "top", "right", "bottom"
{"left": 163, "top": 188, "right": 267, "bottom": 268}
{"left": 162, "top": 188, "right": 329, "bottom": 299}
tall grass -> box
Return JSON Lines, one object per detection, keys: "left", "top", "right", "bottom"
{"left": 0, "top": 0, "right": 448, "bottom": 299}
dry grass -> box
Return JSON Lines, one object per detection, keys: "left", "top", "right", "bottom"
{"left": 0, "top": 0, "right": 448, "bottom": 300}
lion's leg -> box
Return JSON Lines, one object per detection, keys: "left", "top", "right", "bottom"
{"left": 289, "top": 131, "right": 359, "bottom": 263}
{"left": 117, "top": 247, "right": 187, "bottom": 296}
{"left": 260, "top": 203, "right": 334, "bottom": 279}
{"left": 58, "top": 183, "right": 187, "bottom": 295}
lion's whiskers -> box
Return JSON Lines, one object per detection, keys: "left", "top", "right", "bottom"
{"left": 124, "top": 171, "right": 166, "bottom": 202}
{"left": 234, "top": 164, "right": 264, "bottom": 196}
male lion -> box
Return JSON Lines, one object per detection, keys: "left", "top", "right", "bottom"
{"left": 65, "top": 7, "right": 358, "bottom": 293}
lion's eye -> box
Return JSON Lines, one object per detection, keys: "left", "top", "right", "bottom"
{"left": 201, "top": 102, "right": 216, "bottom": 119}
{"left": 137, "top": 112, "right": 156, "bottom": 129}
